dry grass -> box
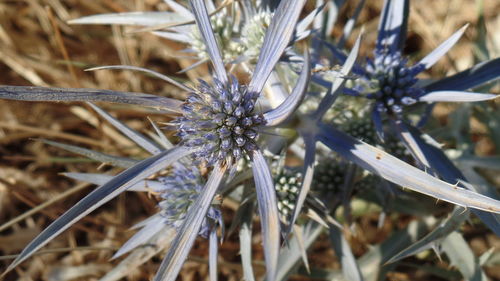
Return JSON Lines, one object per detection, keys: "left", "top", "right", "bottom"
{"left": 0, "top": 1, "right": 499, "bottom": 280}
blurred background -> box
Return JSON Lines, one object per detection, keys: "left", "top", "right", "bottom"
{"left": 0, "top": 0, "right": 499, "bottom": 280}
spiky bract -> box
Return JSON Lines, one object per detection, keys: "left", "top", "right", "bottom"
{"left": 190, "top": 10, "right": 244, "bottom": 62}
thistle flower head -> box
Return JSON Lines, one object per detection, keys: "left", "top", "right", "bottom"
{"left": 354, "top": 174, "right": 378, "bottom": 192}
{"left": 176, "top": 77, "right": 265, "bottom": 166}
{"left": 312, "top": 160, "right": 346, "bottom": 194}
{"left": 341, "top": 117, "right": 377, "bottom": 144}
{"left": 355, "top": 50, "right": 425, "bottom": 118}
{"left": 158, "top": 166, "right": 221, "bottom": 237}
{"left": 0, "top": 1, "right": 314, "bottom": 280}
{"left": 241, "top": 11, "right": 272, "bottom": 60}
{"left": 274, "top": 167, "right": 302, "bottom": 220}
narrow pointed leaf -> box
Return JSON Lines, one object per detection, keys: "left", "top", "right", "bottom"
{"left": 322, "top": 40, "right": 366, "bottom": 75}
{"left": 209, "top": 229, "right": 218, "bottom": 281}
{"left": 419, "top": 91, "right": 498, "bottom": 102}
{"left": 153, "top": 31, "right": 192, "bottom": 43}
{"left": 86, "top": 65, "right": 192, "bottom": 92}
{"left": 87, "top": 103, "right": 162, "bottom": 155}
{"left": 130, "top": 213, "right": 161, "bottom": 230}
{"left": 148, "top": 117, "right": 174, "bottom": 150}
{"left": 248, "top": 0, "right": 307, "bottom": 94}
{"left": 314, "top": 0, "right": 345, "bottom": 38}
{"left": 100, "top": 227, "right": 175, "bottom": 281}
{"left": 226, "top": 184, "right": 255, "bottom": 277}
{"left": 68, "top": 12, "right": 189, "bottom": 26}
{"left": 372, "top": 108, "right": 385, "bottom": 141}
{"left": 352, "top": 220, "right": 429, "bottom": 281}
{"left": 62, "top": 173, "right": 166, "bottom": 192}
{"left": 441, "top": 232, "right": 488, "bottom": 281}
{"left": 5, "top": 147, "right": 190, "bottom": 273}
{"left": 154, "top": 164, "right": 227, "bottom": 281}
{"left": 251, "top": 150, "right": 280, "bottom": 281}
{"left": 387, "top": 207, "right": 468, "bottom": 264}
{"left": 395, "top": 122, "right": 464, "bottom": 183}
{"left": 337, "top": 0, "right": 366, "bottom": 48}
{"left": 263, "top": 51, "right": 311, "bottom": 126}
{"left": 329, "top": 225, "right": 364, "bottom": 281}
{"left": 164, "top": 0, "right": 193, "bottom": 19}
{"left": 376, "top": 0, "right": 409, "bottom": 53}
{"left": 292, "top": 225, "right": 310, "bottom": 273}
{"left": 317, "top": 123, "right": 500, "bottom": 213}
{"left": 177, "top": 58, "right": 208, "bottom": 74}
{"left": 0, "top": 85, "right": 183, "bottom": 112}
{"left": 276, "top": 221, "right": 324, "bottom": 281}
{"left": 41, "top": 139, "right": 137, "bottom": 168}
{"left": 226, "top": 183, "right": 254, "bottom": 235}
{"left": 418, "top": 25, "right": 468, "bottom": 70}
{"left": 424, "top": 58, "right": 500, "bottom": 92}
{"left": 315, "top": 34, "right": 361, "bottom": 120}
{"left": 239, "top": 199, "right": 256, "bottom": 281}
{"left": 286, "top": 134, "right": 316, "bottom": 236}
{"left": 296, "top": 3, "right": 325, "bottom": 40}
{"left": 394, "top": 122, "right": 500, "bottom": 235}
{"left": 188, "top": 0, "right": 227, "bottom": 84}
{"left": 113, "top": 216, "right": 167, "bottom": 259}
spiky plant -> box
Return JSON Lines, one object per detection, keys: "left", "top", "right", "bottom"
{"left": 0, "top": 1, "right": 499, "bottom": 281}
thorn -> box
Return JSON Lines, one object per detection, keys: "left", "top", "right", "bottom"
{"left": 431, "top": 244, "right": 443, "bottom": 262}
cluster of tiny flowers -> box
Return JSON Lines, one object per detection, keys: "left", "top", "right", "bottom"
{"left": 176, "top": 78, "right": 265, "bottom": 166}
{"left": 190, "top": 11, "right": 244, "bottom": 62}
{"left": 274, "top": 167, "right": 302, "bottom": 221}
{"left": 241, "top": 11, "right": 272, "bottom": 60}
{"left": 341, "top": 118, "right": 377, "bottom": 144}
{"left": 312, "top": 160, "right": 346, "bottom": 193}
{"left": 158, "top": 167, "right": 221, "bottom": 237}
{"left": 355, "top": 50, "right": 425, "bottom": 118}
{"left": 353, "top": 174, "right": 378, "bottom": 192}
{"left": 384, "top": 136, "right": 412, "bottom": 161}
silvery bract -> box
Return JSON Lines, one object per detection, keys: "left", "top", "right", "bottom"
{"left": 0, "top": 0, "right": 499, "bottom": 281}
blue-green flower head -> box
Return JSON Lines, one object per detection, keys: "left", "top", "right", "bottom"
{"left": 176, "top": 77, "right": 265, "bottom": 166}
{"left": 0, "top": 1, "right": 313, "bottom": 280}
{"left": 313, "top": 159, "right": 346, "bottom": 193}
{"left": 341, "top": 117, "right": 378, "bottom": 144}
{"left": 357, "top": 49, "right": 424, "bottom": 118}
{"left": 158, "top": 166, "right": 221, "bottom": 237}
{"left": 241, "top": 11, "right": 272, "bottom": 60}
{"left": 274, "top": 167, "right": 302, "bottom": 220}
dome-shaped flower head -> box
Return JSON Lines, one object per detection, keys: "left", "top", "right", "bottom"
{"left": 152, "top": 1, "right": 311, "bottom": 279}
{"left": 311, "top": 0, "right": 500, "bottom": 236}
{"left": 0, "top": 1, "right": 311, "bottom": 280}
{"left": 340, "top": 1, "right": 499, "bottom": 139}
